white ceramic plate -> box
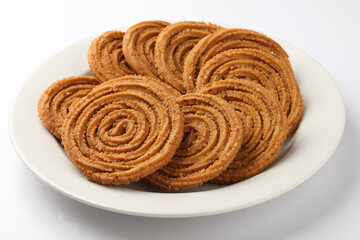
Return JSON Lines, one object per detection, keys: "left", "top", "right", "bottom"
{"left": 9, "top": 32, "right": 345, "bottom": 218}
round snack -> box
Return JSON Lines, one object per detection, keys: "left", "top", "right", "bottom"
{"left": 183, "top": 28, "right": 290, "bottom": 91}
{"left": 123, "top": 20, "right": 170, "bottom": 78}
{"left": 146, "top": 93, "right": 243, "bottom": 191}
{"left": 38, "top": 76, "right": 101, "bottom": 140}
{"left": 88, "top": 30, "right": 135, "bottom": 82}
{"left": 154, "top": 21, "right": 221, "bottom": 93}
{"left": 61, "top": 75, "right": 184, "bottom": 185}
{"left": 193, "top": 48, "right": 302, "bottom": 133}
{"left": 200, "top": 79, "right": 288, "bottom": 183}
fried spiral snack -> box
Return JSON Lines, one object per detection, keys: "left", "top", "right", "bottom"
{"left": 61, "top": 75, "right": 184, "bottom": 185}
{"left": 155, "top": 21, "right": 221, "bottom": 93}
{"left": 38, "top": 76, "right": 101, "bottom": 139}
{"left": 123, "top": 20, "right": 170, "bottom": 78}
{"left": 38, "top": 21, "right": 304, "bottom": 190}
{"left": 200, "top": 79, "right": 288, "bottom": 183}
{"left": 88, "top": 31, "right": 135, "bottom": 82}
{"left": 183, "top": 28, "right": 290, "bottom": 91}
{"left": 193, "top": 48, "right": 302, "bottom": 133}
{"left": 146, "top": 93, "right": 242, "bottom": 191}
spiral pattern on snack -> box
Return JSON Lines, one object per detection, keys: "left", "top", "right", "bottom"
{"left": 61, "top": 75, "right": 184, "bottom": 185}
{"left": 38, "top": 76, "right": 101, "bottom": 139}
{"left": 88, "top": 31, "right": 135, "bottom": 82}
{"left": 193, "top": 48, "right": 302, "bottom": 133}
{"left": 183, "top": 28, "right": 290, "bottom": 91}
{"left": 200, "top": 79, "right": 288, "bottom": 183}
{"left": 154, "top": 21, "right": 221, "bottom": 93}
{"left": 123, "top": 20, "right": 169, "bottom": 78}
{"left": 146, "top": 93, "right": 242, "bottom": 190}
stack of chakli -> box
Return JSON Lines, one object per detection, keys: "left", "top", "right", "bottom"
{"left": 37, "top": 20, "right": 303, "bottom": 191}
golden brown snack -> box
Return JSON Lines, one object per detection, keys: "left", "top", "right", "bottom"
{"left": 193, "top": 48, "right": 302, "bottom": 133}
{"left": 146, "top": 93, "right": 242, "bottom": 191}
{"left": 88, "top": 31, "right": 135, "bottom": 82}
{"left": 154, "top": 21, "right": 221, "bottom": 93}
{"left": 38, "top": 76, "right": 101, "bottom": 139}
{"left": 200, "top": 79, "right": 288, "bottom": 183}
{"left": 61, "top": 75, "right": 184, "bottom": 185}
{"left": 123, "top": 20, "right": 170, "bottom": 78}
{"left": 183, "top": 28, "right": 290, "bottom": 90}
{"left": 37, "top": 21, "right": 305, "bottom": 191}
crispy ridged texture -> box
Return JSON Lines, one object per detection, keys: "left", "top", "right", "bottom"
{"left": 200, "top": 79, "right": 288, "bottom": 183}
{"left": 183, "top": 28, "right": 302, "bottom": 133}
{"left": 88, "top": 31, "right": 135, "bottom": 82}
{"left": 193, "top": 48, "right": 302, "bottom": 133}
{"left": 154, "top": 21, "right": 222, "bottom": 93}
{"left": 146, "top": 93, "right": 242, "bottom": 191}
{"left": 183, "top": 28, "right": 290, "bottom": 92}
{"left": 123, "top": 20, "right": 170, "bottom": 78}
{"left": 38, "top": 21, "right": 304, "bottom": 190}
{"left": 61, "top": 75, "right": 184, "bottom": 185}
{"left": 38, "top": 76, "right": 101, "bottom": 139}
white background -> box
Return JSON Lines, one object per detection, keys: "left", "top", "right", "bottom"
{"left": 2, "top": 0, "right": 360, "bottom": 239}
